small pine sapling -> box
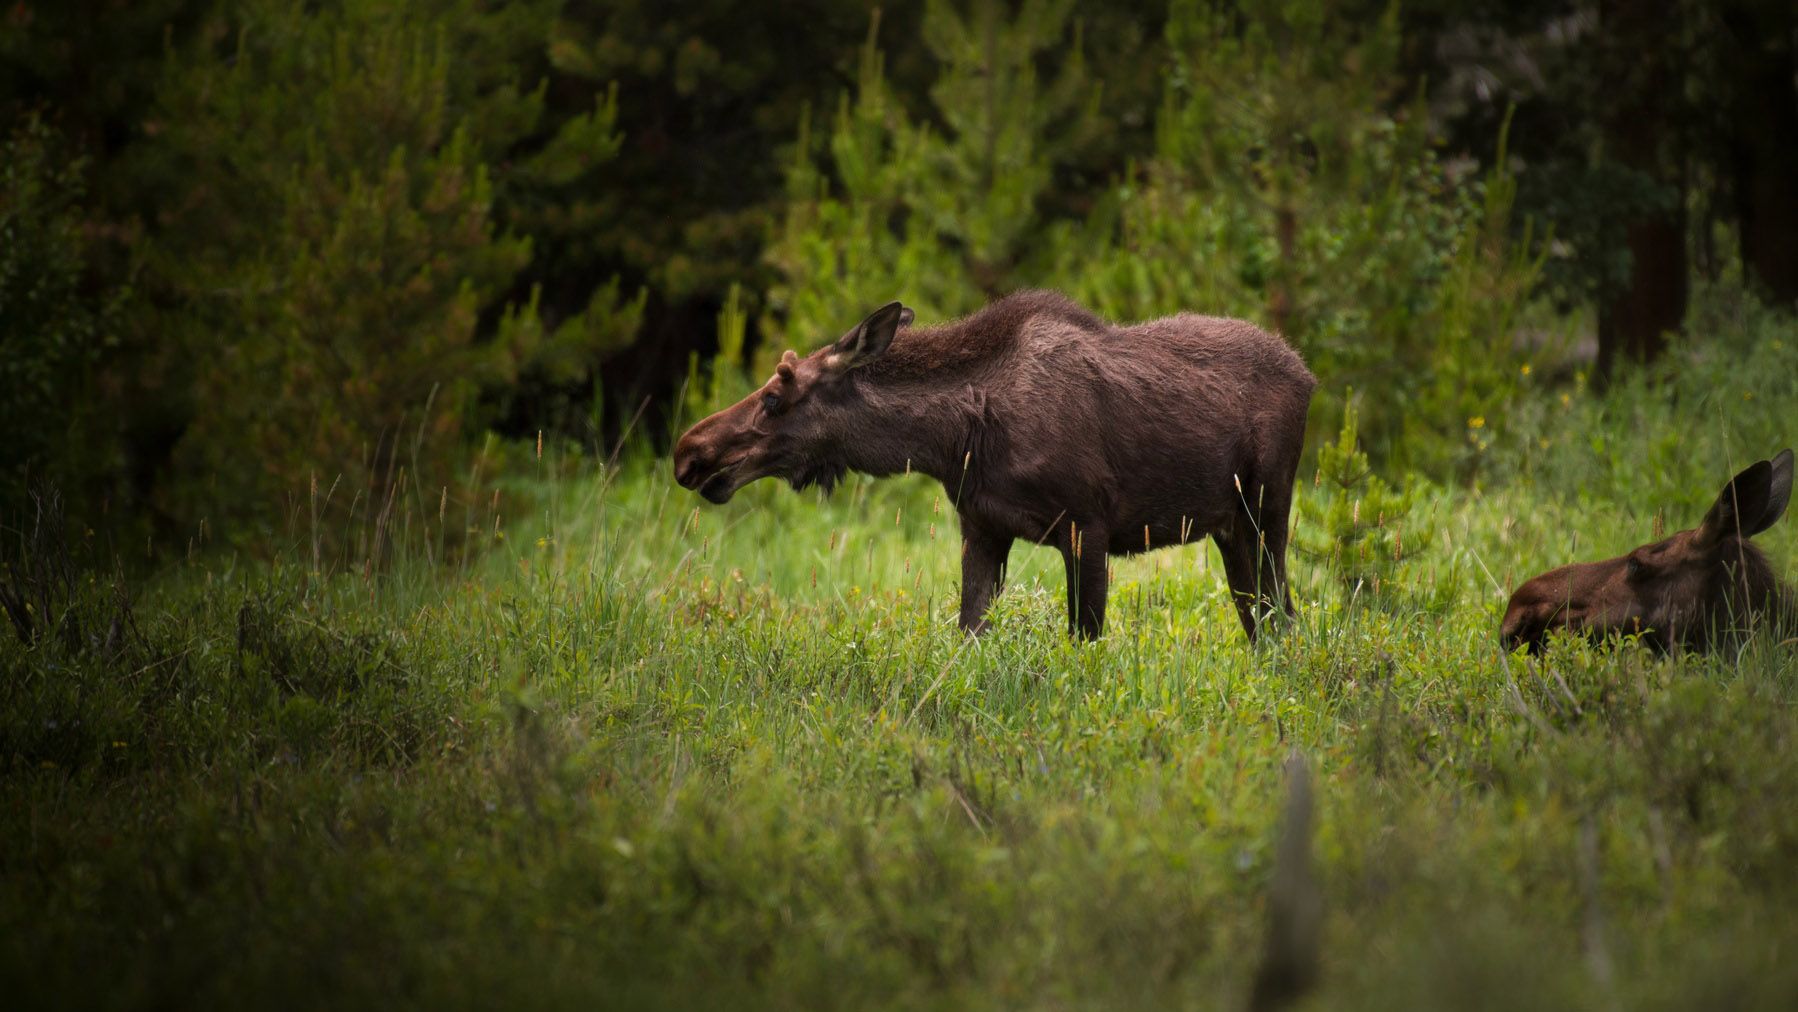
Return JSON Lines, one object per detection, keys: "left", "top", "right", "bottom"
{"left": 1296, "top": 399, "right": 1432, "bottom": 604}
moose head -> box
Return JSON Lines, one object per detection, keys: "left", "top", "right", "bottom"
{"left": 672, "top": 302, "right": 913, "bottom": 504}
{"left": 1501, "top": 450, "right": 1795, "bottom": 653}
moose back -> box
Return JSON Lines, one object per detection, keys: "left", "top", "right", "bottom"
{"left": 674, "top": 290, "right": 1316, "bottom": 640}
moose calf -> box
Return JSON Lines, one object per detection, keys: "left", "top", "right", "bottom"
{"left": 673, "top": 290, "right": 1315, "bottom": 641}
{"left": 1501, "top": 450, "right": 1795, "bottom": 653}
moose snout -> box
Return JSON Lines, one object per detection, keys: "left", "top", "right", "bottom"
{"left": 1500, "top": 577, "right": 1564, "bottom": 653}
{"left": 672, "top": 427, "right": 716, "bottom": 490}
{"left": 672, "top": 427, "right": 742, "bottom": 503}
{"left": 1499, "top": 605, "right": 1544, "bottom": 654}
{"left": 673, "top": 449, "right": 708, "bottom": 490}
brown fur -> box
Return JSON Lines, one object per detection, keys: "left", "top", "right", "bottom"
{"left": 1501, "top": 450, "right": 1796, "bottom": 653}
{"left": 674, "top": 290, "right": 1316, "bottom": 640}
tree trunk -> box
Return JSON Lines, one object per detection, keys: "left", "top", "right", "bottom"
{"left": 1596, "top": 0, "right": 1689, "bottom": 381}
{"left": 1727, "top": 0, "right": 1798, "bottom": 308}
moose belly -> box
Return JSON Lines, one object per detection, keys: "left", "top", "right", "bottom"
{"left": 1109, "top": 507, "right": 1235, "bottom": 556}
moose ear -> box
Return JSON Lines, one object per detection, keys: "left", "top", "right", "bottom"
{"left": 1757, "top": 448, "right": 1795, "bottom": 534}
{"left": 826, "top": 301, "right": 907, "bottom": 371}
{"left": 1696, "top": 452, "right": 1792, "bottom": 546}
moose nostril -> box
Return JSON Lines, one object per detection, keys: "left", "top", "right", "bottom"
{"left": 674, "top": 456, "right": 706, "bottom": 489}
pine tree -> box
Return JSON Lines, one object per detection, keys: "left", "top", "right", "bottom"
{"left": 763, "top": 2, "right": 1096, "bottom": 360}
{"left": 0, "top": 117, "right": 126, "bottom": 512}
{"left": 1047, "top": 0, "right": 1540, "bottom": 468}
{"left": 147, "top": 0, "right": 638, "bottom": 542}
{"left": 1294, "top": 399, "right": 1431, "bottom": 604}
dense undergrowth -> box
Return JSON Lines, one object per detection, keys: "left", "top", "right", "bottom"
{"left": 4, "top": 297, "right": 1798, "bottom": 1009}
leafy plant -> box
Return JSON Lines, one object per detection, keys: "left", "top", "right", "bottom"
{"left": 1295, "top": 398, "right": 1431, "bottom": 604}
{"left": 144, "top": 0, "right": 638, "bottom": 546}
{"left": 0, "top": 116, "right": 126, "bottom": 512}
{"left": 762, "top": 0, "right": 1097, "bottom": 362}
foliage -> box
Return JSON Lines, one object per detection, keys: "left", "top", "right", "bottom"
{"left": 143, "top": 0, "right": 637, "bottom": 544}
{"left": 762, "top": 0, "right": 1099, "bottom": 363}
{"left": 1043, "top": 0, "right": 1543, "bottom": 468}
{"left": 0, "top": 117, "right": 126, "bottom": 512}
{"left": 1491, "top": 282, "right": 1798, "bottom": 521}
{"left": 1294, "top": 398, "right": 1433, "bottom": 605}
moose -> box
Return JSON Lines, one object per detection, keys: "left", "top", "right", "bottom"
{"left": 673, "top": 290, "right": 1316, "bottom": 641}
{"left": 1501, "top": 450, "right": 1796, "bottom": 653}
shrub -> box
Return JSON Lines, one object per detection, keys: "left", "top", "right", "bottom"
{"left": 146, "top": 0, "right": 638, "bottom": 549}
{"left": 0, "top": 116, "right": 126, "bottom": 514}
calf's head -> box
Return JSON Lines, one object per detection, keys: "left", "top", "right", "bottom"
{"left": 673, "top": 302, "right": 911, "bottom": 504}
{"left": 1500, "top": 450, "right": 1794, "bottom": 653}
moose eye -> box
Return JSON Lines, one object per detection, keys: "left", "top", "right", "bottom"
{"left": 760, "top": 392, "right": 781, "bottom": 415}
{"left": 1625, "top": 556, "right": 1643, "bottom": 580}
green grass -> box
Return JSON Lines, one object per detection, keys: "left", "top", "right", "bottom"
{"left": 6, "top": 295, "right": 1798, "bottom": 1009}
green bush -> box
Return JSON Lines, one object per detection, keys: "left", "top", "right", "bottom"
{"left": 1293, "top": 398, "right": 1434, "bottom": 606}
{"left": 763, "top": 0, "right": 1544, "bottom": 476}
{"left": 762, "top": 0, "right": 1097, "bottom": 362}
{"left": 1045, "top": 0, "right": 1542, "bottom": 471}
{"left": 144, "top": 0, "right": 638, "bottom": 547}
{"left": 0, "top": 117, "right": 126, "bottom": 513}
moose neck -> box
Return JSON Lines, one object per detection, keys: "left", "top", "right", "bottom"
{"left": 1709, "top": 539, "right": 1797, "bottom": 640}
{"left": 835, "top": 371, "right": 980, "bottom": 489}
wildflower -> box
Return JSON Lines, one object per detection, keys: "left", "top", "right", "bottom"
{"left": 1520, "top": 363, "right": 1532, "bottom": 376}
{"left": 1468, "top": 416, "right": 1485, "bottom": 429}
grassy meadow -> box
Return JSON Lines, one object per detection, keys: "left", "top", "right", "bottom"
{"left": 5, "top": 297, "right": 1798, "bottom": 1009}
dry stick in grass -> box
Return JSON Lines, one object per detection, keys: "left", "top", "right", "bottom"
{"left": 1580, "top": 814, "right": 1619, "bottom": 1005}
{"left": 1248, "top": 750, "right": 1322, "bottom": 1012}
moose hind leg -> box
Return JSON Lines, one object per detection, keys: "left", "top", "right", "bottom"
{"left": 1255, "top": 482, "right": 1298, "bottom": 618}
{"left": 1215, "top": 530, "right": 1265, "bottom": 641}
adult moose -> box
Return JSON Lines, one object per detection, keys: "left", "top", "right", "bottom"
{"left": 1501, "top": 450, "right": 1796, "bottom": 653}
{"left": 673, "top": 290, "right": 1316, "bottom": 641}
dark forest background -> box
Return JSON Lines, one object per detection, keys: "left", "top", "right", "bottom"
{"left": 4, "top": 0, "right": 1796, "bottom": 550}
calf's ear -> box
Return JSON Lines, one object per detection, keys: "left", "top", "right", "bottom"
{"left": 1758, "top": 448, "right": 1795, "bottom": 534}
{"left": 826, "top": 301, "right": 908, "bottom": 371}
{"left": 1696, "top": 450, "right": 1793, "bottom": 546}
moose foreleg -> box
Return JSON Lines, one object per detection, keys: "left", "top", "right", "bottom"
{"left": 958, "top": 524, "right": 1013, "bottom": 635}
